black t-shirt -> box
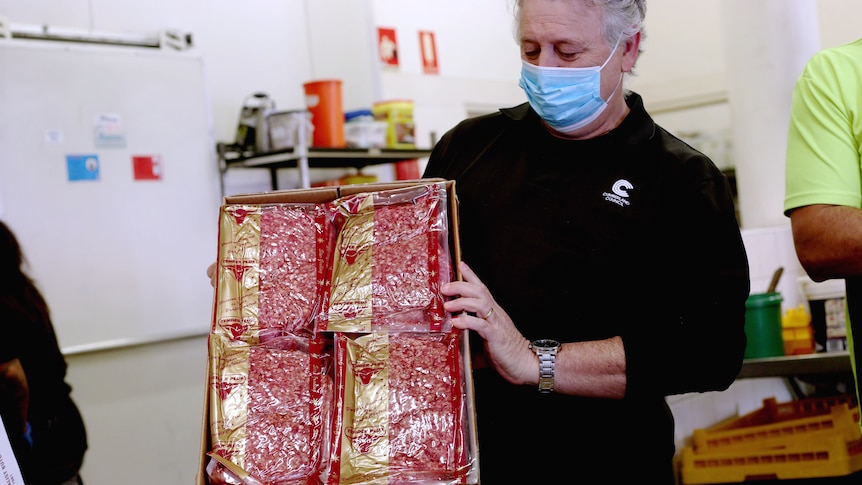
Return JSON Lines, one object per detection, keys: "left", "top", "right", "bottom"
{"left": 423, "top": 93, "right": 750, "bottom": 483}
{"left": 0, "top": 280, "right": 87, "bottom": 483}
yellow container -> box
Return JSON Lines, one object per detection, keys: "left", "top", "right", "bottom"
{"left": 781, "top": 305, "right": 814, "bottom": 354}
{"left": 681, "top": 434, "right": 862, "bottom": 484}
{"left": 706, "top": 395, "right": 856, "bottom": 432}
{"left": 680, "top": 396, "right": 862, "bottom": 484}
{"left": 372, "top": 100, "right": 416, "bottom": 148}
{"left": 782, "top": 304, "right": 811, "bottom": 328}
{"left": 783, "top": 325, "right": 814, "bottom": 355}
{"left": 691, "top": 402, "right": 860, "bottom": 454}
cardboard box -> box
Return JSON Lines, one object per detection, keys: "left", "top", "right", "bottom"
{"left": 196, "top": 178, "right": 478, "bottom": 485}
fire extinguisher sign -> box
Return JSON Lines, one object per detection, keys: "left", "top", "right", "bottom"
{"left": 419, "top": 30, "right": 439, "bottom": 75}
{"left": 377, "top": 27, "right": 399, "bottom": 69}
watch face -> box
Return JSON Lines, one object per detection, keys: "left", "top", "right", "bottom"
{"left": 532, "top": 339, "right": 560, "bottom": 350}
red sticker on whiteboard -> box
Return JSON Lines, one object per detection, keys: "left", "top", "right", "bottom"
{"left": 133, "top": 155, "right": 162, "bottom": 181}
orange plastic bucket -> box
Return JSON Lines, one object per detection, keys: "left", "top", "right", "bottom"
{"left": 303, "top": 79, "right": 345, "bottom": 148}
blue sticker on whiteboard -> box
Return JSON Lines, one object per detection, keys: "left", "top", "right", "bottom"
{"left": 66, "top": 154, "right": 100, "bottom": 181}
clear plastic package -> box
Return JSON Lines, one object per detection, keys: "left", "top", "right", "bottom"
{"left": 321, "top": 182, "right": 453, "bottom": 333}
{"left": 207, "top": 334, "right": 332, "bottom": 485}
{"left": 328, "top": 331, "right": 476, "bottom": 484}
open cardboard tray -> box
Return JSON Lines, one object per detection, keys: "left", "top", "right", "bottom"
{"left": 195, "top": 178, "right": 479, "bottom": 484}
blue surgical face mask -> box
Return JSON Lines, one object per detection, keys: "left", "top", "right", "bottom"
{"left": 519, "top": 38, "right": 622, "bottom": 133}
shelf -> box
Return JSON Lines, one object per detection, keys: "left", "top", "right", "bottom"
{"left": 738, "top": 351, "right": 852, "bottom": 379}
{"left": 217, "top": 143, "right": 433, "bottom": 190}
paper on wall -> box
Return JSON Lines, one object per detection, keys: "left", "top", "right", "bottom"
{"left": 0, "top": 415, "right": 24, "bottom": 485}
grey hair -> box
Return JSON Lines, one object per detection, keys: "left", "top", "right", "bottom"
{"left": 511, "top": 0, "right": 647, "bottom": 70}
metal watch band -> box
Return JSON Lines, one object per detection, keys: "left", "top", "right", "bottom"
{"left": 531, "top": 339, "right": 561, "bottom": 393}
{"left": 537, "top": 350, "right": 557, "bottom": 393}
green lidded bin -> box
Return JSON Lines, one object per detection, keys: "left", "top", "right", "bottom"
{"left": 744, "top": 292, "right": 784, "bottom": 359}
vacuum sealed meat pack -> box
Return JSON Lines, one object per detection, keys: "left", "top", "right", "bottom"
{"left": 328, "top": 332, "right": 472, "bottom": 485}
{"left": 207, "top": 335, "right": 332, "bottom": 485}
{"left": 322, "top": 182, "right": 453, "bottom": 333}
{"left": 213, "top": 202, "right": 333, "bottom": 341}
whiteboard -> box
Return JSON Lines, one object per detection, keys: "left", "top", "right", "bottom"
{"left": 0, "top": 41, "right": 221, "bottom": 354}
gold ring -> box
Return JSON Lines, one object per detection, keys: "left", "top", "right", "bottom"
{"left": 482, "top": 307, "right": 495, "bottom": 320}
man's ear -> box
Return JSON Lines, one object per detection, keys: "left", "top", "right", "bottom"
{"left": 622, "top": 32, "right": 641, "bottom": 72}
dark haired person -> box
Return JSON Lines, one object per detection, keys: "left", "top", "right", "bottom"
{"left": 0, "top": 220, "right": 88, "bottom": 484}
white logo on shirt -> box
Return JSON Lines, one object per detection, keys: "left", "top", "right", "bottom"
{"left": 603, "top": 179, "right": 632, "bottom": 207}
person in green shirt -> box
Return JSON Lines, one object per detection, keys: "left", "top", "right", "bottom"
{"left": 784, "top": 37, "right": 862, "bottom": 427}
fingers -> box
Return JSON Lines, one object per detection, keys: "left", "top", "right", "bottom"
{"left": 442, "top": 260, "right": 499, "bottom": 325}
{"left": 206, "top": 262, "right": 217, "bottom": 288}
{"left": 457, "top": 261, "right": 483, "bottom": 286}
{"left": 449, "top": 305, "right": 496, "bottom": 333}
{"left": 441, "top": 282, "right": 486, "bottom": 316}
{"left": 442, "top": 261, "right": 486, "bottom": 298}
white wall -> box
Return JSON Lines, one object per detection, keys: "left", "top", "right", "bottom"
{"left": 64, "top": 336, "right": 209, "bottom": 484}
{"left": 1, "top": 1, "right": 860, "bottom": 484}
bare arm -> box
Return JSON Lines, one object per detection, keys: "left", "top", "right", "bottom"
{"left": 0, "top": 358, "right": 29, "bottom": 433}
{"left": 554, "top": 337, "right": 626, "bottom": 399}
{"left": 790, "top": 204, "right": 862, "bottom": 281}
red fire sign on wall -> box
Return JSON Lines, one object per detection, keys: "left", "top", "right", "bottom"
{"left": 419, "top": 30, "right": 438, "bottom": 74}
{"left": 377, "top": 27, "right": 399, "bottom": 69}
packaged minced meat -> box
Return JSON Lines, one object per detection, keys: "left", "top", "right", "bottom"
{"left": 207, "top": 334, "right": 332, "bottom": 485}
{"left": 327, "top": 332, "right": 472, "bottom": 485}
{"left": 321, "top": 182, "right": 453, "bottom": 333}
{"left": 214, "top": 203, "right": 333, "bottom": 342}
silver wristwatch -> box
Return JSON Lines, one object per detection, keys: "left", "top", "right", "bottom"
{"left": 530, "top": 339, "right": 561, "bottom": 393}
